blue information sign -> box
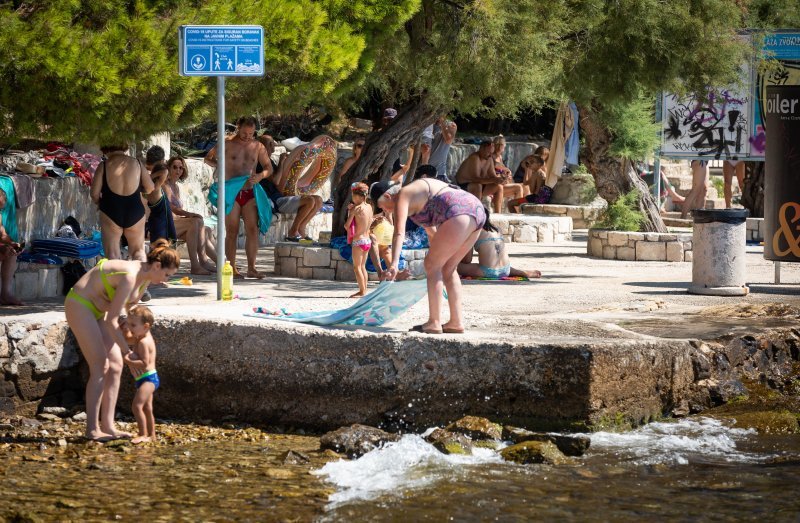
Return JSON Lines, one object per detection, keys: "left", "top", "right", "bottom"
{"left": 179, "top": 25, "right": 264, "bottom": 77}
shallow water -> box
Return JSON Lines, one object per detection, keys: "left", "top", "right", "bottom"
{"left": 316, "top": 418, "right": 800, "bottom": 522}
{"left": 2, "top": 418, "right": 799, "bottom": 521}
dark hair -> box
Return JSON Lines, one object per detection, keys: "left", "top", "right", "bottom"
{"left": 413, "top": 164, "right": 437, "bottom": 180}
{"left": 100, "top": 145, "right": 128, "bottom": 154}
{"left": 236, "top": 115, "right": 258, "bottom": 128}
{"left": 482, "top": 207, "right": 499, "bottom": 233}
{"left": 351, "top": 182, "right": 368, "bottom": 196}
{"left": 128, "top": 304, "right": 154, "bottom": 326}
{"left": 479, "top": 139, "right": 493, "bottom": 147}
{"left": 151, "top": 161, "right": 168, "bottom": 177}
{"left": 147, "top": 239, "right": 180, "bottom": 269}
{"left": 167, "top": 156, "right": 189, "bottom": 181}
{"left": 530, "top": 154, "right": 545, "bottom": 166}
{"left": 145, "top": 145, "right": 165, "bottom": 166}
{"left": 64, "top": 216, "right": 81, "bottom": 237}
{"left": 534, "top": 146, "right": 549, "bottom": 158}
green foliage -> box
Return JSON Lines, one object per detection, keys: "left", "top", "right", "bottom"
{"left": 746, "top": 0, "right": 800, "bottom": 28}
{"left": 597, "top": 96, "right": 661, "bottom": 160}
{"left": 596, "top": 189, "right": 646, "bottom": 232}
{"left": 0, "top": 0, "right": 416, "bottom": 143}
{"left": 711, "top": 176, "right": 725, "bottom": 198}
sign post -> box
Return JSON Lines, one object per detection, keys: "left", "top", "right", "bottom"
{"left": 178, "top": 25, "right": 264, "bottom": 299}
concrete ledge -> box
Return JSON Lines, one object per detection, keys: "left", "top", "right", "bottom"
{"left": 491, "top": 214, "right": 573, "bottom": 243}
{"left": 274, "top": 242, "right": 428, "bottom": 281}
{"left": 587, "top": 229, "right": 693, "bottom": 262}
{"left": 521, "top": 201, "right": 606, "bottom": 229}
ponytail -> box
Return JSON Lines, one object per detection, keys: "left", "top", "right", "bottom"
{"left": 147, "top": 239, "right": 180, "bottom": 269}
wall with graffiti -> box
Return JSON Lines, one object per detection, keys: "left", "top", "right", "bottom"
{"left": 660, "top": 31, "right": 800, "bottom": 161}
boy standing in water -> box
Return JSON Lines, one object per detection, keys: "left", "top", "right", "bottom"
{"left": 121, "top": 305, "right": 160, "bottom": 444}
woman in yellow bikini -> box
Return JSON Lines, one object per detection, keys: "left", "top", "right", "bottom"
{"left": 64, "top": 239, "right": 179, "bottom": 441}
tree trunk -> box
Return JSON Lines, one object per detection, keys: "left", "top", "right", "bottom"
{"left": 332, "top": 100, "right": 439, "bottom": 235}
{"left": 578, "top": 103, "right": 667, "bottom": 233}
{"left": 740, "top": 162, "right": 764, "bottom": 218}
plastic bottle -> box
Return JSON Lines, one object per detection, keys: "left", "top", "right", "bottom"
{"left": 221, "top": 261, "right": 233, "bottom": 301}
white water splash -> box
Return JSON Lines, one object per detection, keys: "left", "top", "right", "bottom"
{"left": 313, "top": 434, "right": 504, "bottom": 507}
{"left": 586, "top": 417, "right": 762, "bottom": 465}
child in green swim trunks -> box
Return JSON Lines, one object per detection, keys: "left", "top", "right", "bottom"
{"left": 121, "top": 305, "right": 159, "bottom": 444}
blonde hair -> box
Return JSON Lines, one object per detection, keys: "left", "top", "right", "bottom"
{"left": 492, "top": 135, "right": 506, "bottom": 147}
{"left": 128, "top": 305, "right": 154, "bottom": 327}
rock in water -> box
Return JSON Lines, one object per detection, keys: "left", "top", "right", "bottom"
{"left": 445, "top": 416, "right": 502, "bottom": 440}
{"left": 500, "top": 441, "right": 567, "bottom": 465}
{"left": 502, "top": 425, "right": 590, "bottom": 457}
{"left": 425, "top": 428, "right": 473, "bottom": 455}
{"left": 319, "top": 424, "right": 400, "bottom": 458}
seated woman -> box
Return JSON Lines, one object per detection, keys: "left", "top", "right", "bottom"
{"left": 338, "top": 138, "right": 365, "bottom": 184}
{"left": 457, "top": 210, "right": 541, "bottom": 279}
{"left": 164, "top": 156, "right": 216, "bottom": 273}
{"left": 0, "top": 188, "right": 23, "bottom": 305}
{"left": 492, "top": 135, "right": 524, "bottom": 206}
{"left": 507, "top": 154, "right": 547, "bottom": 213}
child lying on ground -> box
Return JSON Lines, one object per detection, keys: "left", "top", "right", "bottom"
{"left": 121, "top": 305, "right": 160, "bottom": 444}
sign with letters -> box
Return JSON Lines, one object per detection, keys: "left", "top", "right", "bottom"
{"left": 179, "top": 25, "right": 264, "bottom": 77}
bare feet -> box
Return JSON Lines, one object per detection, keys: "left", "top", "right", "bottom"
{"left": 525, "top": 270, "right": 542, "bottom": 279}
{"left": 246, "top": 268, "right": 265, "bottom": 279}
{"left": 103, "top": 429, "right": 132, "bottom": 439}
{"left": 190, "top": 266, "right": 213, "bottom": 276}
{"left": 441, "top": 322, "right": 465, "bottom": 334}
{"left": 409, "top": 322, "right": 443, "bottom": 334}
{"left": 201, "top": 259, "right": 217, "bottom": 272}
{"left": 395, "top": 269, "right": 412, "bottom": 281}
{"left": 0, "top": 294, "right": 24, "bottom": 306}
{"left": 349, "top": 292, "right": 365, "bottom": 298}
{"left": 131, "top": 436, "right": 152, "bottom": 444}
{"left": 85, "top": 430, "right": 115, "bottom": 443}
{"left": 233, "top": 267, "right": 245, "bottom": 280}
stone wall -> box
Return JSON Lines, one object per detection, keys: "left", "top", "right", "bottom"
{"left": 274, "top": 243, "right": 428, "bottom": 281}
{"left": 587, "top": 229, "right": 693, "bottom": 262}
{"left": 15, "top": 178, "right": 100, "bottom": 244}
{"left": 746, "top": 217, "right": 764, "bottom": 243}
{"left": 521, "top": 200, "right": 606, "bottom": 229}
{"left": 491, "top": 214, "right": 572, "bottom": 243}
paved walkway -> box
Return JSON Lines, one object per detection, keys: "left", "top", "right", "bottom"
{"left": 4, "top": 232, "right": 800, "bottom": 344}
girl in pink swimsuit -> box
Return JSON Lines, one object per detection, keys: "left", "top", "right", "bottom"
{"left": 345, "top": 182, "right": 373, "bottom": 298}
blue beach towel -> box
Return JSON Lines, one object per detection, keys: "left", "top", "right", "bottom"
{"left": 208, "top": 175, "right": 273, "bottom": 234}
{"left": 32, "top": 238, "right": 102, "bottom": 259}
{"left": 246, "top": 278, "right": 428, "bottom": 327}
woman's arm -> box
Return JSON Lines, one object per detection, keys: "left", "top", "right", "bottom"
{"left": 388, "top": 191, "right": 411, "bottom": 271}
{"left": 139, "top": 160, "right": 155, "bottom": 195}
{"left": 90, "top": 162, "right": 104, "bottom": 204}
{"left": 104, "top": 272, "right": 138, "bottom": 353}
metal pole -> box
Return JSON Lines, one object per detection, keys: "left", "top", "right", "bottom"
{"left": 654, "top": 95, "right": 663, "bottom": 204}
{"left": 216, "top": 76, "right": 226, "bottom": 300}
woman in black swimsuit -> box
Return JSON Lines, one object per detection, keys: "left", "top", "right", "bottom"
{"left": 90, "top": 145, "right": 154, "bottom": 261}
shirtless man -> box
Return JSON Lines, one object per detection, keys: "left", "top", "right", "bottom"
{"left": 454, "top": 140, "right": 505, "bottom": 213}
{"left": 204, "top": 116, "right": 271, "bottom": 278}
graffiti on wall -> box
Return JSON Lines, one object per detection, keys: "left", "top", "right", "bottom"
{"left": 661, "top": 82, "right": 752, "bottom": 160}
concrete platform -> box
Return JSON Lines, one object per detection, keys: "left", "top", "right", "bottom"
{"left": 2, "top": 235, "right": 799, "bottom": 430}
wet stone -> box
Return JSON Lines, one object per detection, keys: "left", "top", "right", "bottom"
{"left": 280, "top": 450, "right": 311, "bottom": 465}
{"left": 500, "top": 440, "right": 567, "bottom": 465}
{"left": 502, "top": 426, "right": 590, "bottom": 457}
{"left": 445, "top": 416, "right": 502, "bottom": 441}
{"left": 319, "top": 424, "right": 400, "bottom": 458}
{"left": 425, "top": 428, "right": 473, "bottom": 455}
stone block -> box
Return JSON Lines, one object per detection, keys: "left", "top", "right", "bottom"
{"left": 627, "top": 232, "right": 646, "bottom": 241}
{"left": 594, "top": 230, "right": 608, "bottom": 239}
{"left": 607, "top": 232, "right": 628, "bottom": 247}
{"left": 602, "top": 245, "right": 617, "bottom": 259}
{"left": 645, "top": 233, "right": 660, "bottom": 242}
{"left": 280, "top": 257, "right": 297, "bottom": 278}
{"left": 312, "top": 268, "right": 336, "bottom": 280}
{"left": 331, "top": 249, "right": 345, "bottom": 262}
{"left": 684, "top": 240, "right": 692, "bottom": 250}
{"left": 38, "top": 268, "right": 61, "bottom": 298}
{"left": 659, "top": 234, "right": 678, "bottom": 241}
{"left": 541, "top": 205, "right": 568, "bottom": 215}
{"left": 685, "top": 250, "right": 693, "bottom": 262}
{"left": 676, "top": 233, "right": 692, "bottom": 242}
{"left": 566, "top": 207, "right": 584, "bottom": 219}
{"left": 537, "top": 224, "right": 554, "bottom": 244}
{"left": 408, "top": 260, "right": 426, "bottom": 277}
{"left": 13, "top": 272, "right": 39, "bottom": 301}
{"left": 635, "top": 241, "right": 667, "bottom": 261}
{"left": 290, "top": 246, "right": 305, "bottom": 257}
{"left": 589, "top": 238, "right": 603, "bottom": 257}
{"left": 368, "top": 272, "right": 379, "bottom": 282}
{"left": 303, "top": 248, "right": 331, "bottom": 267}
{"left": 276, "top": 245, "right": 292, "bottom": 258}
{"left": 297, "top": 267, "right": 313, "bottom": 279}
{"left": 666, "top": 242, "right": 685, "bottom": 262}
{"left": 336, "top": 262, "right": 356, "bottom": 281}
{"left": 514, "top": 226, "right": 538, "bottom": 243}
{"left": 318, "top": 231, "right": 332, "bottom": 244}
{"left": 617, "top": 247, "right": 636, "bottom": 261}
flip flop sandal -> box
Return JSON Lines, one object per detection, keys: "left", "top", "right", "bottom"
{"left": 284, "top": 235, "right": 301, "bottom": 242}
{"left": 442, "top": 327, "right": 465, "bottom": 334}
{"left": 409, "top": 324, "right": 443, "bottom": 334}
